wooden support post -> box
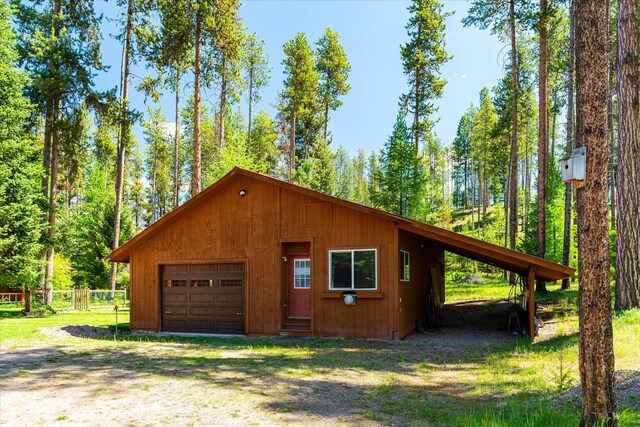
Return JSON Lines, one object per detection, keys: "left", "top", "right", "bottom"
{"left": 527, "top": 266, "right": 536, "bottom": 341}
{"left": 21, "top": 288, "right": 25, "bottom": 307}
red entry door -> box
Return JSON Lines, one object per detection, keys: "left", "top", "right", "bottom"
{"left": 289, "top": 256, "right": 311, "bottom": 318}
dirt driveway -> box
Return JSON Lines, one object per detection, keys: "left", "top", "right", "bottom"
{"left": 0, "top": 319, "right": 512, "bottom": 427}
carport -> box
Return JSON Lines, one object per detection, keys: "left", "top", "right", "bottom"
{"left": 398, "top": 222, "right": 575, "bottom": 340}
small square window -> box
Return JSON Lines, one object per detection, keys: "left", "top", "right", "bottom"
{"left": 400, "top": 250, "right": 410, "bottom": 282}
{"left": 294, "top": 259, "right": 311, "bottom": 289}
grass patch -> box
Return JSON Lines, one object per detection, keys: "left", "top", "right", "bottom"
{"left": 0, "top": 306, "right": 129, "bottom": 343}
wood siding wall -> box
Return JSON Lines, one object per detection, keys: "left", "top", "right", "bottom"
{"left": 397, "top": 229, "right": 444, "bottom": 339}
{"left": 128, "top": 175, "right": 399, "bottom": 338}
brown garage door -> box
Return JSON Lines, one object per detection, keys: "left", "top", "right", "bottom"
{"left": 162, "top": 263, "right": 244, "bottom": 334}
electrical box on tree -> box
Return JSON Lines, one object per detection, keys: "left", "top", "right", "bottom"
{"left": 561, "top": 146, "right": 586, "bottom": 188}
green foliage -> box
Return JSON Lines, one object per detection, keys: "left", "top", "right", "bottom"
{"left": 421, "top": 135, "right": 448, "bottom": 223}
{"left": 315, "top": 27, "right": 350, "bottom": 142}
{"left": 281, "top": 33, "right": 318, "bottom": 117}
{"left": 294, "top": 141, "right": 336, "bottom": 195}
{"left": 142, "top": 0, "right": 192, "bottom": 90}
{"left": 248, "top": 110, "right": 278, "bottom": 175}
{"left": 207, "top": 109, "right": 256, "bottom": 181}
{"left": 521, "top": 158, "right": 574, "bottom": 266}
{"left": 15, "top": 0, "right": 105, "bottom": 113}
{"left": 463, "top": 0, "right": 532, "bottom": 41}
{"left": 281, "top": 32, "right": 319, "bottom": 165}
{"left": 371, "top": 112, "right": 426, "bottom": 218}
{"left": 315, "top": 28, "right": 350, "bottom": 112}
{"left": 242, "top": 32, "right": 270, "bottom": 106}
{"left": 451, "top": 108, "right": 474, "bottom": 209}
{"left": 400, "top": 0, "right": 451, "bottom": 148}
{"left": 52, "top": 253, "right": 73, "bottom": 290}
{"left": 0, "top": 1, "right": 44, "bottom": 289}
{"left": 143, "top": 107, "right": 173, "bottom": 222}
{"left": 59, "top": 163, "right": 134, "bottom": 289}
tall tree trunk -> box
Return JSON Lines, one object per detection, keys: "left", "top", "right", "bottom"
{"left": 414, "top": 24, "right": 421, "bottom": 156}
{"left": 44, "top": 99, "right": 60, "bottom": 306}
{"left": 151, "top": 142, "right": 157, "bottom": 222}
{"left": 575, "top": 0, "right": 618, "bottom": 423}
{"left": 173, "top": 68, "right": 181, "bottom": 209}
{"left": 414, "top": 65, "right": 420, "bottom": 156}
{"left": 247, "top": 67, "right": 253, "bottom": 148}
{"left": 289, "top": 109, "right": 296, "bottom": 182}
{"left": 42, "top": 0, "right": 61, "bottom": 305}
{"left": 192, "top": 10, "right": 202, "bottom": 196}
{"left": 477, "top": 165, "right": 482, "bottom": 222}
{"left": 40, "top": 101, "right": 53, "bottom": 301}
{"left": 219, "top": 54, "right": 227, "bottom": 149}
{"left": 463, "top": 157, "right": 469, "bottom": 209}
{"left": 508, "top": 0, "right": 519, "bottom": 284}
{"left": 562, "top": 0, "right": 575, "bottom": 290}
{"left": 42, "top": 101, "right": 52, "bottom": 200}
{"left": 551, "top": 108, "right": 557, "bottom": 162}
{"left": 536, "top": 0, "right": 549, "bottom": 293}
{"left": 615, "top": 0, "right": 640, "bottom": 310}
{"left": 471, "top": 158, "right": 475, "bottom": 229}
{"left": 503, "top": 167, "right": 509, "bottom": 278}
{"left": 608, "top": 88, "right": 617, "bottom": 229}
{"left": 482, "top": 162, "right": 488, "bottom": 218}
{"left": 524, "top": 137, "right": 530, "bottom": 232}
{"left": 323, "top": 101, "right": 329, "bottom": 145}
{"left": 110, "top": 0, "right": 133, "bottom": 298}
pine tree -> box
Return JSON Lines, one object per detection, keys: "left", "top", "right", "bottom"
{"left": 242, "top": 33, "right": 270, "bottom": 152}
{"left": 143, "top": 108, "right": 173, "bottom": 223}
{"left": 16, "top": 0, "right": 104, "bottom": 304}
{"left": 248, "top": 110, "right": 279, "bottom": 175}
{"left": 371, "top": 112, "right": 426, "bottom": 218}
{"left": 281, "top": 33, "right": 319, "bottom": 181}
{"left": 111, "top": 0, "right": 143, "bottom": 299}
{"left": 213, "top": 0, "right": 242, "bottom": 150}
{"left": 315, "top": 28, "right": 351, "bottom": 145}
{"left": 294, "top": 140, "right": 336, "bottom": 195}
{"left": 0, "top": 1, "right": 44, "bottom": 309}
{"left": 536, "top": 0, "right": 549, "bottom": 293}
{"left": 401, "top": 0, "right": 451, "bottom": 155}
{"left": 470, "top": 88, "right": 497, "bottom": 219}
{"left": 451, "top": 108, "right": 474, "bottom": 209}
{"left": 144, "top": 0, "right": 192, "bottom": 208}
{"left": 464, "top": 0, "right": 525, "bottom": 274}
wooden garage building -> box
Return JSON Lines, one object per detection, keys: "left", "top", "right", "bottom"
{"left": 108, "top": 168, "right": 573, "bottom": 340}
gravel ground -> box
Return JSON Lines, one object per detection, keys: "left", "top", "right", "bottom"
{"left": 559, "top": 370, "right": 640, "bottom": 411}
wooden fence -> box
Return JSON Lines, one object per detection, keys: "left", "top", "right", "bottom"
{"left": 5, "top": 289, "right": 128, "bottom": 311}
{"left": 0, "top": 290, "right": 25, "bottom": 305}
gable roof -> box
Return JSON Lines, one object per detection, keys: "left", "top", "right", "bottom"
{"left": 108, "top": 167, "right": 574, "bottom": 282}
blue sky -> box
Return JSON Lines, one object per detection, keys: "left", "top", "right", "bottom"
{"left": 95, "top": 1, "right": 507, "bottom": 155}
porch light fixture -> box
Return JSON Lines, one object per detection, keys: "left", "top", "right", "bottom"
{"left": 343, "top": 292, "right": 357, "bottom": 306}
{"left": 238, "top": 189, "right": 247, "bottom": 196}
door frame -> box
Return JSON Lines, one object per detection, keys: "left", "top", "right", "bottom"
{"left": 280, "top": 240, "right": 313, "bottom": 327}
